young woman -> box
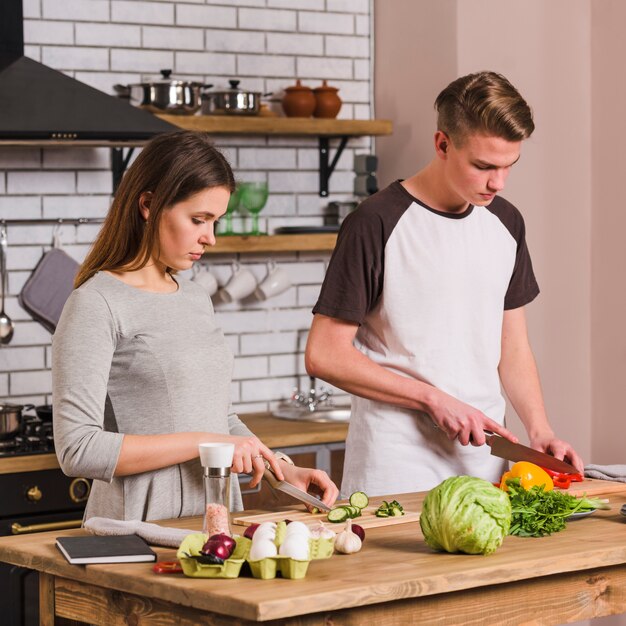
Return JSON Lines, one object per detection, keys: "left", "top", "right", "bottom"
{"left": 52, "top": 131, "right": 338, "bottom": 522}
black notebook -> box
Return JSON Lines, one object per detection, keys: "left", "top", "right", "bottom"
{"left": 55, "top": 534, "right": 157, "bottom": 565}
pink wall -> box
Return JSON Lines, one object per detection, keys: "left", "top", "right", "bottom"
{"left": 374, "top": 0, "right": 595, "bottom": 461}
{"left": 590, "top": 1, "right": 626, "bottom": 464}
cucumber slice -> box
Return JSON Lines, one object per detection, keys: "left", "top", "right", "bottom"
{"left": 327, "top": 507, "right": 349, "bottom": 523}
{"left": 346, "top": 505, "right": 361, "bottom": 518}
{"left": 349, "top": 491, "right": 369, "bottom": 509}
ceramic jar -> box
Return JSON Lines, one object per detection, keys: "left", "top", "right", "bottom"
{"left": 281, "top": 80, "right": 316, "bottom": 117}
{"left": 313, "top": 80, "right": 342, "bottom": 119}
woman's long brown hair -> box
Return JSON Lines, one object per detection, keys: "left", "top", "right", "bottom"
{"left": 74, "top": 131, "right": 235, "bottom": 288}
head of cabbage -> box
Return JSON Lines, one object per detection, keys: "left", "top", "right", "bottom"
{"left": 419, "top": 476, "right": 511, "bottom": 555}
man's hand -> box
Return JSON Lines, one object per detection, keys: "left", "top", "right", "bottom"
{"left": 426, "top": 388, "right": 519, "bottom": 446}
{"left": 529, "top": 432, "right": 584, "bottom": 473}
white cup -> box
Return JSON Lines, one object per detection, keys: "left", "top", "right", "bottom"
{"left": 254, "top": 261, "right": 292, "bottom": 301}
{"left": 218, "top": 262, "right": 257, "bottom": 303}
{"left": 192, "top": 264, "right": 219, "bottom": 296}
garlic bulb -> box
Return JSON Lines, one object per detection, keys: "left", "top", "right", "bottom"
{"left": 334, "top": 519, "right": 362, "bottom": 554}
{"left": 309, "top": 520, "right": 336, "bottom": 540}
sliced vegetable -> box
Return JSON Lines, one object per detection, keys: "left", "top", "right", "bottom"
{"left": 349, "top": 491, "right": 369, "bottom": 509}
{"left": 540, "top": 468, "right": 583, "bottom": 490}
{"left": 327, "top": 507, "right": 349, "bottom": 523}
{"left": 375, "top": 499, "right": 405, "bottom": 518}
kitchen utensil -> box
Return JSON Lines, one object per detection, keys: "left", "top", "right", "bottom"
{"left": 202, "top": 80, "right": 270, "bottom": 116}
{"left": 114, "top": 70, "right": 213, "bottom": 115}
{"left": 567, "top": 509, "right": 596, "bottom": 520}
{"left": 216, "top": 262, "right": 257, "bottom": 303}
{"left": 0, "top": 403, "right": 34, "bottom": 440}
{"left": 34, "top": 405, "right": 53, "bottom": 422}
{"left": 486, "top": 433, "right": 579, "bottom": 474}
{"left": 313, "top": 80, "right": 342, "bottom": 119}
{"left": 233, "top": 504, "right": 421, "bottom": 531}
{"left": 262, "top": 462, "right": 331, "bottom": 512}
{"left": 239, "top": 181, "right": 268, "bottom": 236}
{"left": 254, "top": 261, "right": 291, "bottom": 301}
{"left": 281, "top": 80, "right": 316, "bottom": 118}
{"left": 0, "top": 226, "right": 14, "bottom": 344}
{"left": 557, "top": 478, "right": 626, "bottom": 497}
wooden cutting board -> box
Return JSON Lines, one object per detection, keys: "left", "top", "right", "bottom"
{"left": 232, "top": 505, "right": 421, "bottom": 531}
{"left": 562, "top": 477, "right": 625, "bottom": 497}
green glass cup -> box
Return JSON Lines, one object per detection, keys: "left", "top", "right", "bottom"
{"left": 239, "top": 182, "right": 269, "bottom": 236}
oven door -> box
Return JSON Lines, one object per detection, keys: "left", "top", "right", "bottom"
{"left": 1, "top": 510, "right": 84, "bottom": 626}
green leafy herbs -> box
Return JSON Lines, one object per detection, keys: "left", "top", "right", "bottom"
{"left": 506, "top": 478, "right": 610, "bottom": 537}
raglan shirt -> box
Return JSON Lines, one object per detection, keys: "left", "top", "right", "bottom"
{"left": 52, "top": 272, "right": 254, "bottom": 522}
{"left": 313, "top": 180, "right": 540, "bottom": 497}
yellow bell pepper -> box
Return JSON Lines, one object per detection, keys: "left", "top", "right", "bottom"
{"left": 500, "top": 461, "right": 554, "bottom": 491}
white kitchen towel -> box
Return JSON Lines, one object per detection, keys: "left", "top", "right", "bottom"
{"left": 584, "top": 464, "right": 626, "bottom": 483}
{"left": 84, "top": 517, "right": 196, "bottom": 548}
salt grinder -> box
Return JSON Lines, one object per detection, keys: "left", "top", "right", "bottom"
{"left": 199, "top": 442, "right": 235, "bottom": 536}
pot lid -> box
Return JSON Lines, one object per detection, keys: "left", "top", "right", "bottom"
{"left": 284, "top": 79, "right": 313, "bottom": 93}
{"left": 314, "top": 80, "right": 338, "bottom": 93}
{"left": 133, "top": 69, "right": 202, "bottom": 87}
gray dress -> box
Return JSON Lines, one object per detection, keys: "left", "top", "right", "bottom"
{"left": 52, "top": 272, "right": 253, "bottom": 522}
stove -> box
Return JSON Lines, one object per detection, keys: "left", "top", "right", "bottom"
{"left": 0, "top": 415, "right": 54, "bottom": 457}
{"left": 0, "top": 412, "right": 90, "bottom": 626}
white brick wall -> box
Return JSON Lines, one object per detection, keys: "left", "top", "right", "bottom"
{"left": 0, "top": 0, "right": 373, "bottom": 414}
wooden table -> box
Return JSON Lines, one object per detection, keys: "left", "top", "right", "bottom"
{"left": 1, "top": 490, "right": 625, "bottom": 625}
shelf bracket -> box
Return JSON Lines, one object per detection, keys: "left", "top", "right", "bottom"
{"left": 318, "top": 136, "right": 349, "bottom": 197}
{"left": 111, "top": 147, "right": 136, "bottom": 194}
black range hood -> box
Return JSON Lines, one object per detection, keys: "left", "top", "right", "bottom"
{"left": 0, "top": 0, "right": 175, "bottom": 141}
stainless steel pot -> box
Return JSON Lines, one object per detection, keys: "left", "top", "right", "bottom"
{"left": 114, "top": 69, "right": 213, "bottom": 115}
{"left": 0, "top": 403, "right": 33, "bottom": 440}
{"left": 202, "top": 80, "right": 269, "bottom": 116}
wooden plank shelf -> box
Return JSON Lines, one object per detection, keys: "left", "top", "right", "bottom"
{"left": 204, "top": 233, "right": 337, "bottom": 254}
{"left": 155, "top": 115, "right": 392, "bottom": 137}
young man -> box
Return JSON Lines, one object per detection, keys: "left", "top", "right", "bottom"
{"left": 305, "top": 71, "right": 583, "bottom": 497}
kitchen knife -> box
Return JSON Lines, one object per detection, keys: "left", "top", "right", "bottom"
{"left": 485, "top": 433, "right": 579, "bottom": 474}
{"left": 263, "top": 464, "right": 331, "bottom": 512}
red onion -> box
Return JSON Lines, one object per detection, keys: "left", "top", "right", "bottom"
{"left": 243, "top": 523, "right": 260, "bottom": 540}
{"left": 201, "top": 533, "right": 236, "bottom": 560}
{"left": 351, "top": 523, "right": 365, "bottom": 542}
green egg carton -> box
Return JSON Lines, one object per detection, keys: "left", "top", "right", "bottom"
{"left": 177, "top": 533, "right": 251, "bottom": 579}
{"left": 247, "top": 536, "right": 334, "bottom": 580}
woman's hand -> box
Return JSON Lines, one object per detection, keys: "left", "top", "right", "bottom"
{"left": 280, "top": 463, "right": 339, "bottom": 510}
{"left": 213, "top": 434, "right": 284, "bottom": 488}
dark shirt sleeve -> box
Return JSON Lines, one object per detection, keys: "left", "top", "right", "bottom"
{"left": 488, "top": 197, "right": 540, "bottom": 309}
{"left": 312, "top": 207, "right": 386, "bottom": 324}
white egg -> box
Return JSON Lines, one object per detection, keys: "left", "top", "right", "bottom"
{"left": 252, "top": 522, "right": 277, "bottom": 542}
{"left": 278, "top": 535, "right": 310, "bottom": 561}
{"left": 249, "top": 538, "right": 278, "bottom": 561}
{"left": 284, "top": 521, "right": 311, "bottom": 538}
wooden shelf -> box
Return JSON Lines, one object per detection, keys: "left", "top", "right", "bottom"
{"left": 204, "top": 233, "right": 337, "bottom": 254}
{"left": 155, "top": 115, "right": 392, "bottom": 137}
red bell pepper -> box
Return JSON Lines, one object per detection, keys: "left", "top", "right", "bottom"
{"left": 540, "top": 467, "right": 583, "bottom": 489}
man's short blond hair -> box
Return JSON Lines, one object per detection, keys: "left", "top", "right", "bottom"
{"left": 435, "top": 71, "right": 534, "bottom": 146}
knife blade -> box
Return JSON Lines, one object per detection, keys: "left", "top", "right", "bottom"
{"left": 263, "top": 465, "right": 331, "bottom": 512}
{"left": 486, "top": 434, "right": 579, "bottom": 474}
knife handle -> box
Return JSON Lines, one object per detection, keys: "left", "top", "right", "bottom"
{"left": 262, "top": 460, "right": 281, "bottom": 489}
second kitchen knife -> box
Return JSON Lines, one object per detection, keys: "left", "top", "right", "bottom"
{"left": 486, "top": 434, "right": 579, "bottom": 474}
